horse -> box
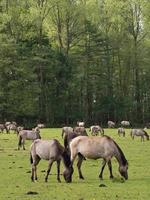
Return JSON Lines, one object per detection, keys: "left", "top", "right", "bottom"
{"left": 118, "top": 127, "right": 125, "bottom": 137}
{"left": 89, "top": 125, "right": 104, "bottom": 136}
{"left": 37, "top": 123, "right": 45, "bottom": 128}
{"left": 108, "top": 121, "right": 115, "bottom": 128}
{"left": 0, "top": 124, "right": 5, "bottom": 133}
{"left": 121, "top": 121, "right": 130, "bottom": 127}
{"left": 130, "top": 129, "right": 149, "bottom": 142}
{"left": 5, "top": 122, "right": 17, "bottom": 134}
{"left": 77, "top": 121, "right": 85, "bottom": 127}
{"left": 30, "top": 139, "right": 73, "bottom": 183}
{"left": 73, "top": 126, "right": 87, "bottom": 135}
{"left": 8, "top": 124, "right": 18, "bottom": 134}
{"left": 18, "top": 127, "right": 41, "bottom": 150}
{"left": 62, "top": 126, "right": 73, "bottom": 138}
{"left": 64, "top": 130, "right": 88, "bottom": 150}
{"left": 69, "top": 135, "right": 128, "bottom": 181}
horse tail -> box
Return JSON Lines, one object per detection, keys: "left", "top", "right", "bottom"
{"left": 143, "top": 130, "right": 149, "bottom": 140}
{"left": 4, "top": 125, "right": 9, "bottom": 133}
{"left": 62, "top": 129, "right": 64, "bottom": 138}
{"left": 18, "top": 135, "right": 22, "bottom": 147}
{"left": 64, "top": 134, "right": 68, "bottom": 149}
{"left": 30, "top": 153, "right": 33, "bottom": 164}
{"left": 130, "top": 130, "right": 133, "bottom": 137}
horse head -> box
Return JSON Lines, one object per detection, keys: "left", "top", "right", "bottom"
{"left": 63, "top": 166, "right": 74, "bottom": 183}
{"left": 119, "top": 164, "right": 128, "bottom": 180}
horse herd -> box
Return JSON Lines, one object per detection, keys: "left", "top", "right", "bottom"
{"left": 0, "top": 120, "right": 149, "bottom": 184}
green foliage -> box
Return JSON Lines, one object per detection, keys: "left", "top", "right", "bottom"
{"left": 0, "top": 0, "right": 150, "bottom": 125}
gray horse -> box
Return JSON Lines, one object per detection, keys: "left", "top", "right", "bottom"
{"left": 89, "top": 125, "right": 104, "bottom": 136}
{"left": 121, "top": 121, "right": 130, "bottom": 127}
{"left": 69, "top": 135, "right": 128, "bottom": 181}
{"left": 0, "top": 124, "right": 5, "bottom": 133}
{"left": 108, "top": 121, "right": 115, "bottom": 128}
{"left": 18, "top": 127, "right": 41, "bottom": 150}
{"left": 62, "top": 126, "right": 73, "bottom": 138}
{"left": 130, "top": 129, "right": 149, "bottom": 142}
{"left": 30, "top": 139, "right": 73, "bottom": 183}
{"left": 73, "top": 126, "right": 87, "bottom": 135}
{"left": 118, "top": 127, "right": 125, "bottom": 137}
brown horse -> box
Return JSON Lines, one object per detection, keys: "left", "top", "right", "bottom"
{"left": 69, "top": 135, "right": 128, "bottom": 181}
{"left": 30, "top": 139, "right": 73, "bottom": 183}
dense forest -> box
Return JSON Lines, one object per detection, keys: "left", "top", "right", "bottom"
{"left": 0, "top": 0, "right": 150, "bottom": 127}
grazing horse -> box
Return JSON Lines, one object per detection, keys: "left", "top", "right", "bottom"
{"left": 0, "top": 124, "right": 5, "bottom": 133}
{"left": 62, "top": 126, "right": 73, "bottom": 138}
{"left": 89, "top": 125, "right": 104, "bottom": 136}
{"left": 30, "top": 139, "right": 73, "bottom": 183}
{"left": 121, "top": 121, "right": 130, "bottom": 127}
{"left": 73, "top": 126, "right": 87, "bottom": 135}
{"left": 108, "top": 121, "right": 115, "bottom": 128}
{"left": 118, "top": 127, "right": 125, "bottom": 137}
{"left": 18, "top": 127, "right": 41, "bottom": 150}
{"left": 64, "top": 130, "right": 88, "bottom": 150}
{"left": 130, "top": 129, "right": 149, "bottom": 142}
{"left": 37, "top": 123, "right": 45, "bottom": 128}
{"left": 77, "top": 121, "right": 85, "bottom": 127}
{"left": 69, "top": 135, "right": 128, "bottom": 181}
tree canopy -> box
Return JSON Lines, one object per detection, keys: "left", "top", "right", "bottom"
{"left": 0, "top": 0, "right": 150, "bottom": 127}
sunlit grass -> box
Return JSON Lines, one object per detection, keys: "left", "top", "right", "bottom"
{"left": 0, "top": 128, "right": 150, "bottom": 200}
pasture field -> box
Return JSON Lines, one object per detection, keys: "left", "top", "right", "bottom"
{"left": 0, "top": 128, "right": 150, "bottom": 200}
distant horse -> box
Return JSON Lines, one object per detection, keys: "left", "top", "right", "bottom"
{"left": 73, "top": 126, "right": 87, "bottom": 135}
{"left": 64, "top": 130, "right": 88, "bottom": 150}
{"left": 62, "top": 126, "right": 73, "bottom": 138}
{"left": 30, "top": 139, "right": 73, "bottom": 183}
{"left": 121, "top": 121, "right": 130, "bottom": 127}
{"left": 130, "top": 129, "right": 149, "bottom": 142}
{"left": 69, "top": 136, "right": 128, "bottom": 181}
{"left": 37, "top": 123, "right": 45, "bottom": 128}
{"left": 5, "top": 122, "right": 17, "bottom": 134}
{"left": 8, "top": 124, "right": 17, "bottom": 134}
{"left": 108, "top": 121, "right": 115, "bottom": 128}
{"left": 0, "top": 124, "right": 5, "bottom": 133}
{"left": 18, "top": 127, "right": 41, "bottom": 150}
{"left": 77, "top": 121, "right": 85, "bottom": 127}
{"left": 89, "top": 125, "right": 104, "bottom": 136}
{"left": 118, "top": 127, "right": 125, "bottom": 137}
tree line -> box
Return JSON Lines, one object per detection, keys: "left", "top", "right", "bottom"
{"left": 0, "top": 0, "right": 150, "bottom": 127}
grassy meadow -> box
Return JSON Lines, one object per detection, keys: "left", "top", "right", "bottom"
{"left": 0, "top": 128, "right": 150, "bottom": 200}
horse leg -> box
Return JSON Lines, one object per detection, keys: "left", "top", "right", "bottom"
{"left": 56, "top": 160, "right": 61, "bottom": 182}
{"left": 18, "top": 136, "right": 22, "bottom": 150}
{"left": 31, "top": 155, "right": 40, "bottom": 182}
{"left": 77, "top": 154, "right": 84, "bottom": 179}
{"left": 99, "top": 159, "right": 106, "bottom": 180}
{"left": 107, "top": 160, "right": 114, "bottom": 179}
{"left": 45, "top": 160, "right": 53, "bottom": 182}
{"left": 22, "top": 139, "right": 25, "bottom": 150}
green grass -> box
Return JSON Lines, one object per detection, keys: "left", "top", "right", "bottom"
{"left": 0, "top": 128, "right": 150, "bottom": 200}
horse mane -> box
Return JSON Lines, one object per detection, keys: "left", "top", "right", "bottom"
{"left": 62, "top": 150, "right": 72, "bottom": 168}
{"left": 143, "top": 130, "right": 149, "bottom": 140}
{"left": 113, "top": 140, "right": 128, "bottom": 166}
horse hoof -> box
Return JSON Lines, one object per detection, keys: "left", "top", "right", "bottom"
{"left": 79, "top": 176, "right": 84, "bottom": 180}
